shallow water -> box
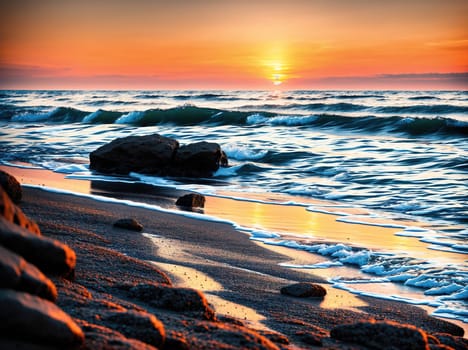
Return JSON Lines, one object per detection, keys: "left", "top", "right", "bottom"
{"left": 0, "top": 89, "right": 467, "bottom": 325}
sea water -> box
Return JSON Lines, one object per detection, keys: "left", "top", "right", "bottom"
{"left": 0, "top": 89, "right": 467, "bottom": 324}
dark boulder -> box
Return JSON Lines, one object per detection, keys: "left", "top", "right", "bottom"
{"left": 89, "top": 133, "right": 228, "bottom": 178}
{"left": 89, "top": 134, "right": 179, "bottom": 175}
{"left": 0, "top": 245, "right": 57, "bottom": 301}
{"left": 176, "top": 193, "right": 206, "bottom": 208}
{"left": 330, "top": 320, "right": 429, "bottom": 350}
{"left": 0, "top": 170, "right": 22, "bottom": 204}
{"left": 280, "top": 282, "right": 327, "bottom": 298}
{"left": 1, "top": 187, "right": 40, "bottom": 235}
{"left": 0, "top": 289, "right": 84, "bottom": 347}
{"left": 173, "top": 141, "right": 228, "bottom": 177}
{"left": 113, "top": 218, "right": 143, "bottom": 232}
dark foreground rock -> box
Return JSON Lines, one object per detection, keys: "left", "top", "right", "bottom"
{"left": 0, "top": 289, "right": 84, "bottom": 347}
{"left": 0, "top": 245, "right": 57, "bottom": 301}
{"left": 176, "top": 193, "right": 206, "bottom": 208}
{"left": 89, "top": 133, "right": 228, "bottom": 177}
{"left": 1, "top": 187, "right": 40, "bottom": 235}
{"left": 330, "top": 320, "right": 429, "bottom": 350}
{"left": 433, "top": 333, "right": 468, "bottom": 350}
{"left": 0, "top": 170, "right": 22, "bottom": 204}
{"left": 113, "top": 218, "right": 144, "bottom": 232}
{"left": 280, "top": 282, "right": 327, "bottom": 298}
{"left": 0, "top": 217, "right": 76, "bottom": 277}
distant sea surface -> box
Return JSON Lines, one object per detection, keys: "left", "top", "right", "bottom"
{"left": 1, "top": 90, "right": 466, "bottom": 225}
{"left": 1, "top": 90, "right": 467, "bottom": 324}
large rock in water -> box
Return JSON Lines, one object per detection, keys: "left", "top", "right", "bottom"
{"left": 173, "top": 141, "right": 228, "bottom": 177}
{"left": 90, "top": 134, "right": 179, "bottom": 174}
{"left": 89, "top": 133, "right": 228, "bottom": 177}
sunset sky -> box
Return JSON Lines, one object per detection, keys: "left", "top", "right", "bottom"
{"left": 1, "top": 0, "right": 467, "bottom": 90}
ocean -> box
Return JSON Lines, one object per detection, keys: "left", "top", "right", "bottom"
{"left": 0, "top": 89, "right": 467, "bottom": 325}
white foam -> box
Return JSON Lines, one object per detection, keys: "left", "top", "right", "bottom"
{"left": 439, "top": 287, "right": 468, "bottom": 300}
{"left": 130, "top": 172, "right": 179, "bottom": 187}
{"left": 213, "top": 164, "right": 242, "bottom": 177}
{"left": 246, "top": 114, "right": 318, "bottom": 126}
{"left": 452, "top": 244, "right": 468, "bottom": 251}
{"left": 11, "top": 109, "right": 54, "bottom": 122}
{"left": 324, "top": 192, "right": 347, "bottom": 200}
{"left": 394, "top": 227, "right": 435, "bottom": 238}
{"left": 336, "top": 216, "right": 406, "bottom": 229}
{"left": 222, "top": 144, "right": 268, "bottom": 161}
{"left": 115, "top": 111, "right": 143, "bottom": 124}
{"left": 279, "top": 261, "right": 344, "bottom": 269}
{"left": 339, "top": 250, "right": 371, "bottom": 266}
{"left": 387, "top": 273, "right": 416, "bottom": 282}
{"left": 82, "top": 110, "right": 102, "bottom": 123}
{"left": 425, "top": 283, "right": 464, "bottom": 296}
{"left": 305, "top": 206, "right": 349, "bottom": 216}
{"left": 54, "top": 164, "right": 89, "bottom": 174}
{"left": 408, "top": 205, "right": 451, "bottom": 215}
{"left": 0, "top": 161, "right": 42, "bottom": 169}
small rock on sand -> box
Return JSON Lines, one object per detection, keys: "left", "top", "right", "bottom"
{"left": 280, "top": 282, "right": 327, "bottom": 298}
{"left": 176, "top": 193, "right": 206, "bottom": 208}
{"left": 113, "top": 218, "right": 144, "bottom": 232}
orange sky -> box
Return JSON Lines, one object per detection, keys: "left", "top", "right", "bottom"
{"left": 1, "top": 0, "right": 467, "bottom": 89}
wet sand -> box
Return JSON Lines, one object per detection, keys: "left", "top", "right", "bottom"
{"left": 17, "top": 183, "right": 465, "bottom": 346}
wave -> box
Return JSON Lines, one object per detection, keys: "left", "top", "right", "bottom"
{"left": 375, "top": 104, "right": 468, "bottom": 114}
{"left": 172, "top": 93, "right": 239, "bottom": 101}
{"left": 333, "top": 94, "right": 385, "bottom": 99}
{"left": 5, "top": 105, "right": 468, "bottom": 137}
{"left": 248, "top": 113, "right": 468, "bottom": 137}
{"left": 407, "top": 96, "right": 441, "bottom": 100}
{"left": 11, "top": 107, "right": 89, "bottom": 123}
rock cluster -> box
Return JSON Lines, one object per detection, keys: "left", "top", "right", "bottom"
{"left": 89, "top": 134, "right": 228, "bottom": 178}
{"left": 2, "top": 171, "right": 466, "bottom": 350}
{"left": 0, "top": 180, "right": 83, "bottom": 348}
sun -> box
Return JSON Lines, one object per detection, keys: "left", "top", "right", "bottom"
{"left": 271, "top": 63, "right": 284, "bottom": 86}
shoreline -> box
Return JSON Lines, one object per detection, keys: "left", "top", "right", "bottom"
{"left": 0, "top": 163, "right": 466, "bottom": 342}
{"left": 2, "top": 163, "right": 467, "bottom": 335}
{"left": 19, "top": 186, "right": 467, "bottom": 344}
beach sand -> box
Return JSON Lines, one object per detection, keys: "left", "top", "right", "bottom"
{"left": 13, "top": 178, "right": 465, "bottom": 349}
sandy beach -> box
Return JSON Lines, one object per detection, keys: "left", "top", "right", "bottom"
{"left": 5, "top": 170, "right": 464, "bottom": 349}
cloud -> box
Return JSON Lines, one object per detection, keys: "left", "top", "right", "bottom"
{"left": 295, "top": 72, "right": 468, "bottom": 90}
{"left": 0, "top": 63, "right": 72, "bottom": 77}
